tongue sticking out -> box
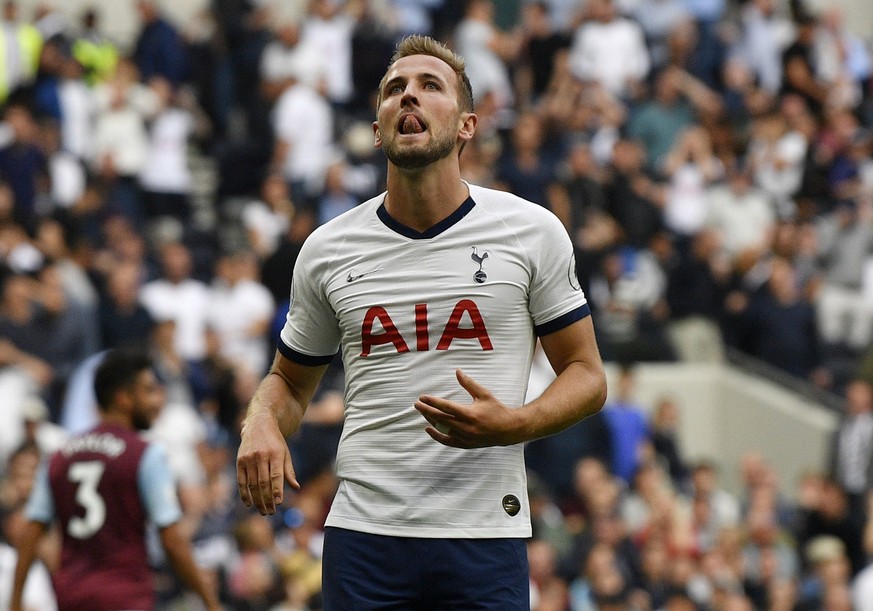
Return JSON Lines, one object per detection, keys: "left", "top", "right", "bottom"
{"left": 402, "top": 115, "right": 425, "bottom": 134}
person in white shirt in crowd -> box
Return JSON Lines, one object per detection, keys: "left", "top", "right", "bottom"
{"left": 91, "top": 57, "right": 160, "bottom": 225}
{"left": 733, "top": 0, "right": 793, "bottom": 94}
{"left": 747, "top": 109, "right": 808, "bottom": 218}
{"left": 454, "top": 0, "right": 522, "bottom": 123}
{"left": 35, "top": 37, "right": 95, "bottom": 164}
{"left": 270, "top": 54, "right": 335, "bottom": 201}
{"left": 206, "top": 248, "right": 275, "bottom": 381}
{"left": 662, "top": 125, "right": 724, "bottom": 239}
{"left": 812, "top": 8, "right": 872, "bottom": 112}
{"left": 39, "top": 120, "right": 87, "bottom": 216}
{"left": 704, "top": 159, "right": 776, "bottom": 267}
{"left": 241, "top": 172, "right": 295, "bottom": 261}
{"left": 259, "top": 19, "right": 325, "bottom": 104}
{"left": 814, "top": 197, "right": 873, "bottom": 353}
{"left": 567, "top": 0, "right": 650, "bottom": 100}
{"left": 139, "top": 240, "right": 211, "bottom": 362}
{"left": 138, "top": 78, "right": 196, "bottom": 223}
{"left": 17, "top": 395, "right": 68, "bottom": 459}
{"left": 299, "top": 0, "right": 356, "bottom": 107}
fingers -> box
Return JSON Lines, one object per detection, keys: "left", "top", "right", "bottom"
{"left": 284, "top": 450, "right": 300, "bottom": 492}
{"left": 455, "top": 369, "right": 488, "bottom": 399}
{"left": 237, "top": 452, "right": 293, "bottom": 515}
{"left": 237, "top": 462, "right": 253, "bottom": 508}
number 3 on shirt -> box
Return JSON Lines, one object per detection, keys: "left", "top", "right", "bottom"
{"left": 67, "top": 461, "right": 107, "bottom": 539}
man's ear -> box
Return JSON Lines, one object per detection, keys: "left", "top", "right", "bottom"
{"left": 373, "top": 121, "right": 382, "bottom": 148}
{"left": 458, "top": 112, "right": 478, "bottom": 144}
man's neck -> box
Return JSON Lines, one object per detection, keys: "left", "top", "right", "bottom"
{"left": 101, "top": 411, "right": 132, "bottom": 430}
{"left": 383, "top": 163, "right": 469, "bottom": 232}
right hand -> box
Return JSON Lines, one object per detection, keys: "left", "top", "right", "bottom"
{"left": 236, "top": 412, "right": 299, "bottom": 515}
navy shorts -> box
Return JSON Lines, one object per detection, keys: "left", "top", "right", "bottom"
{"left": 322, "top": 527, "right": 530, "bottom": 610}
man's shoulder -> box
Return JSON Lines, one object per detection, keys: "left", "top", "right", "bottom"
{"left": 468, "top": 184, "right": 562, "bottom": 226}
{"left": 306, "top": 195, "right": 380, "bottom": 241}
{"left": 468, "top": 183, "right": 542, "bottom": 209}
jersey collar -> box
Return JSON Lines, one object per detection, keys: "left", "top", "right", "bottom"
{"left": 377, "top": 196, "right": 476, "bottom": 239}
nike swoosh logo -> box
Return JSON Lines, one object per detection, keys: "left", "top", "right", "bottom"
{"left": 346, "top": 268, "right": 381, "bottom": 282}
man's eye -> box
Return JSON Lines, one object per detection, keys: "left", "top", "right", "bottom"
{"left": 389, "top": 85, "right": 403, "bottom": 94}
{"left": 425, "top": 82, "right": 439, "bottom": 90}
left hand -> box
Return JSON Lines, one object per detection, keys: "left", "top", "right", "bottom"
{"left": 414, "top": 369, "right": 523, "bottom": 448}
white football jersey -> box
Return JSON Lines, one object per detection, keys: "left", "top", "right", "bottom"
{"left": 280, "top": 183, "right": 590, "bottom": 538}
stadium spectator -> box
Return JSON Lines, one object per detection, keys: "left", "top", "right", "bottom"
{"left": 603, "top": 138, "right": 664, "bottom": 248}
{"left": 631, "top": 0, "right": 690, "bottom": 71}
{"left": 0, "top": 503, "right": 56, "bottom": 611}
{"left": 138, "top": 78, "right": 198, "bottom": 223}
{"left": 454, "top": 0, "right": 522, "bottom": 119}
{"left": 206, "top": 248, "right": 275, "bottom": 380}
{"left": 241, "top": 171, "right": 295, "bottom": 261}
{"left": 316, "top": 160, "right": 359, "bottom": 226}
{"left": 705, "top": 158, "right": 776, "bottom": 265}
{"left": 664, "top": 227, "right": 730, "bottom": 362}
{"left": 829, "top": 378, "right": 873, "bottom": 521}
{"left": 627, "top": 66, "right": 721, "bottom": 175}
{"left": 603, "top": 366, "right": 652, "bottom": 485}
{"left": 734, "top": 0, "right": 791, "bottom": 95}
{"left": 748, "top": 109, "right": 809, "bottom": 217}
{"left": 299, "top": 0, "right": 357, "bottom": 107}
{"left": 98, "top": 259, "right": 154, "bottom": 350}
{"left": 139, "top": 240, "right": 211, "bottom": 362}
{"left": 90, "top": 57, "right": 157, "bottom": 227}
{"left": 661, "top": 125, "right": 724, "bottom": 238}
{"left": 132, "top": 0, "right": 190, "bottom": 87}
{"left": 0, "top": 104, "right": 46, "bottom": 233}
{"left": 567, "top": 0, "right": 650, "bottom": 100}
{"left": 736, "top": 256, "right": 823, "bottom": 380}
{"left": 269, "top": 54, "right": 335, "bottom": 203}
{"left": 259, "top": 20, "right": 323, "bottom": 104}
{"left": 648, "top": 395, "right": 689, "bottom": 487}
{"left": 0, "top": 1, "right": 42, "bottom": 106}
{"left": 516, "top": 1, "right": 570, "bottom": 106}
{"left": 495, "top": 110, "right": 562, "bottom": 216}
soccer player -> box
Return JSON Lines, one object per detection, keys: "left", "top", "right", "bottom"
{"left": 10, "top": 349, "right": 221, "bottom": 611}
{"left": 236, "top": 34, "right": 607, "bottom": 609}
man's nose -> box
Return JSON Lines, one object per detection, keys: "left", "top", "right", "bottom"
{"left": 400, "top": 84, "right": 419, "bottom": 105}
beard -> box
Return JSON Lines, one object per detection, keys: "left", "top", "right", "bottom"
{"left": 132, "top": 410, "right": 154, "bottom": 431}
{"left": 380, "top": 124, "right": 457, "bottom": 169}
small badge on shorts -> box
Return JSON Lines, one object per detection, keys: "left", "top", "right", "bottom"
{"left": 502, "top": 494, "right": 521, "bottom": 516}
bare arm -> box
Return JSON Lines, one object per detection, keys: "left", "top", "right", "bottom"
{"left": 415, "top": 316, "right": 606, "bottom": 447}
{"left": 10, "top": 520, "right": 47, "bottom": 611}
{"left": 159, "top": 522, "right": 222, "bottom": 611}
{"left": 236, "top": 351, "right": 328, "bottom": 514}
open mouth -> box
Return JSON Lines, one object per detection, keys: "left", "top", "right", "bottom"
{"left": 398, "top": 114, "right": 427, "bottom": 135}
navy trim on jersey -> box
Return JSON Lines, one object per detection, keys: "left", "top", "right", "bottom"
{"left": 278, "top": 340, "right": 336, "bottom": 366}
{"left": 534, "top": 303, "right": 591, "bottom": 337}
{"left": 377, "top": 197, "right": 476, "bottom": 239}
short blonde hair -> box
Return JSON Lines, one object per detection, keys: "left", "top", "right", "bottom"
{"left": 376, "top": 35, "right": 474, "bottom": 113}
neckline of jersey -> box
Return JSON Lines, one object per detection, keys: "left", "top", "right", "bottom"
{"left": 376, "top": 196, "right": 476, "bottom": 239}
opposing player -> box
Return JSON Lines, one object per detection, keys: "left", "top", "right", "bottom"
{"left": 11, "top": 349, "right": 221, "bottom": 611}
{"left": 236, "top": 34, "right": 607, "bottom": 609}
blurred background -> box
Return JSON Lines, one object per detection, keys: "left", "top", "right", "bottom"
{"left": 2, "top": 0, "right": 873, "bottom": 609}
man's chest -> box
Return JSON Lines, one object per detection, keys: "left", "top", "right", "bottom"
{"left": 322, "top": 238, "right": 532, "bottom": 356}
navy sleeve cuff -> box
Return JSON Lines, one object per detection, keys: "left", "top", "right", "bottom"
{"left": 534, "top": 303, "right": 591, "bottom": 337}
{"left": 277, "top": 340, "right": 336, "bottom": 366}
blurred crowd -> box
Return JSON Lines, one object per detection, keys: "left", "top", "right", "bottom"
{"left": 1, "top": 0, "right": 873, "bottom": 608}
